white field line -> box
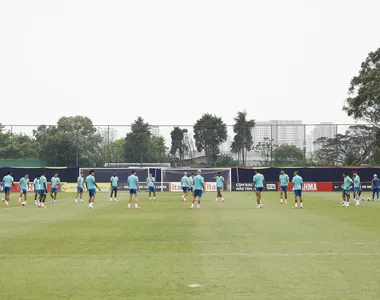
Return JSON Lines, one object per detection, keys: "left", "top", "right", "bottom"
{"left": 0, "top": 252, "right": 379, "bottom": 257}
{"left": 1, "top": 241, "right": 380, "bottom": 246}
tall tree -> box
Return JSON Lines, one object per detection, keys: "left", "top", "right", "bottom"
{"left": 273, "top": 144, "right": 304, "bottom": 166}
{"left": 33, "top": 116, "right": 102, "bottom": 166}
{"left": 313, "top": 125, "right": 376, "bottom": 166}
{"left": 255, "top": 138, "right": 276, "bottom": 166}
{"left": 170, "top": 127, "right": 188, "bottom": 162}
{"left": 148, "top": 136, "right": 168, "bottom": 163}
{"left": 343, "top": 48, "right": 380, "bottom": 128}
{"left": 231, "top": 111, "right": 255, "bottom": 166}
{"left": 193, "top": 114, "right": 227, "bottom": 166}
{"left": 124, "top": 117, "right": 151, "bottom": 163}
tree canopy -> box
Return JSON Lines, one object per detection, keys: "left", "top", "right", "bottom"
{"left": 193, "top": 114, "right": 227, "bottom": 166}
{"left": 231, "top": 111, "right": 255, "bottom": 166}
{"left": 344, "top": 48, "right": 380, "bottom": 127}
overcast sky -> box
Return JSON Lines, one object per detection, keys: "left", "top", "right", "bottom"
{"left": 0, "top": 0, "right": 379, "bottom": 132}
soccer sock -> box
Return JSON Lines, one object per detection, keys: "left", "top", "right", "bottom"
{"left": 191, "top": 203, "right": 194, "bottom": 208}
{"left": 280, "top": 199, "right": 283, "bottom": 203}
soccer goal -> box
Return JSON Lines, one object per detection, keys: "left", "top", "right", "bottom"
{"left": 162, "top": 168, "right": 232, "bottom": 192}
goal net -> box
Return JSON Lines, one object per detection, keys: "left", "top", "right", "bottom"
{"left": 162, "top": 168, "right": 231, "bottom": 192}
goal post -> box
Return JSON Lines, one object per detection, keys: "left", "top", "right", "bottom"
{"left": 162, "top": 168, "right": 232, "bottom": 192}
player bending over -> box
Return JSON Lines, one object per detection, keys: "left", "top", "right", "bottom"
{"left": 50, "top": 173, "right": 60, "bottom": 204}
{"left": 128, "top": 170, "right": 140, "bottom": 209}
{"left": 214, "top": 172, "right": 225, "bottom": 202}
{"left": 190, "top": 170, "right": 205, "bottom": 209}
{"left": 2, "top": 171, "right": 15, "bottom": 207}
{"left": 33, "top": 175, "right": 41, "bottom": 205}
{"left": 75, "top": 172, "right": 84, "bottom": 203}
{"left": 18, "top": 173, "right": 30, "bottom": 206}
{"left": 253, "top": 170, "right": 264, "bottom": 208}
{"left": 110, "top": 173, "right": 119, "bottom": 202}
{"left": 352, "top": 171, "right": 361, "bottom": 206}
{"left": 292, "top": 171, "right": 303, "bottom": 208}
{"left": 181, "top": 172, "right": 190, "bottom": 202}
{"left": 146, "top": 173, "right": 156, "bottom": 201}
{"left": 279, "top": 170, "right": 289, "bottom": 204}
{"left": 342, "top": 173, "right": 353, "bottom": 207}
{"left": 372, "top": 174, "right": 380, "bottom": 201}
{"left": 85, "top": 170, "right": 101, "bottom": 209}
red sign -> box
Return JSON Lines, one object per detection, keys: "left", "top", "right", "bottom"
{"left": 279, "top": 182, "right": 332, "bottom": 192}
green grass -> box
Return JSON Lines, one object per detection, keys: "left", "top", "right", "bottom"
{"left": 1, "top": 191, "right": 380, "bottom": 300}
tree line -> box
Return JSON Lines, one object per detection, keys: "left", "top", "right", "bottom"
{"left": 0, "top": 47, "right": 380, "bottom": 167}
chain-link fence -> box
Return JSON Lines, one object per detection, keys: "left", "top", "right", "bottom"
{"left": 0, "top": 123, "right": 376, "bottom": 167}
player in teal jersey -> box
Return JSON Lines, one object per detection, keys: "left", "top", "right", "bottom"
{"left": 181, "top": 172, "right": 190, "bottom": 202}
{"left": 2, "top": 171, "right": 15, "bottom": 207}
{"left": 85, "top": 170, "right": 101, "bottom": 209}
{"left": 292, "top": 171, "right": 303, "bottom": 208}
{"left": 127, "top": 170, "right": 140, "bottom": 209}
{"left": 33, "top": 175, "right": 41, "bottom": 205}
{"left": 75, "top": 172, "right": 84, "bottom": 204}
{"left": 190, "top": 170, "right": 205, "bottom": 209}
{"left": 352, "top": 171, "right": 361, "bottom": 206}
{"left": 146, "top": 173, "right": 156, "bottom": 201}
{"left": 110, "top": 172, "right": 119, "bottom": 202}
{"left": 279, "top": 170, "right": 289, "bottom": 204}
{"left": 342, "top": 172, "right": 353, "bottom": 207}
{"left": 214, "top": 172, "right": 225, "bottom": 202}
{"left": 50, "top": 173, "right": 61, "bottom": 204}
{"left": 38, "top": 172, "right": 48, "bottom": 208}
{"left": 18, "top": 173, "right": 30, "bottom": 206}
{"left": 253, "top": 170, "right": 265, "bottom": 208}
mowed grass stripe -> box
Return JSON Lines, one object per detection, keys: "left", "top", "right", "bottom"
{"left": 1, "top": 191, "right": 380, "bottom": 300}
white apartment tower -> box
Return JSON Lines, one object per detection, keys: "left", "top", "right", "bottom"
{"left": 252, "top": 120, "right": 305, "bottom": 149}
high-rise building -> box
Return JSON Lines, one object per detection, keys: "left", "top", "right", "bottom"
{"left": 312, "top": 122, "right": 337, "bottom": 151}
{"left": 149, "top": 126, "right": 160, "bottom": 137}
{"left": 252, "top": 120, "right": 305, "bottom": 149}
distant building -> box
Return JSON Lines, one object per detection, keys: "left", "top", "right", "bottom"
{"left": 149, "top": 126, "right": 160, "bottom": 137}
{"left": 312, "top": 122, "right": 337, "bottom": 151}
{"left": 252, "top": 120, "right": 305, "bottom": 149}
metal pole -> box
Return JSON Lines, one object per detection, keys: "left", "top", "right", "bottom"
{"left": 303, "top": 124, "right": 306, "bottom": 161}
{"left": 108, "top": 125, "right": 110, "bottom": 164}
{"left": 10, "top": 125, "right": 13, "bottom": 159}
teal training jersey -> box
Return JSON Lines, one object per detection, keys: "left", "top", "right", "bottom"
{"left": 215, "top": 176, "right": 224, "bottom": 188}
{"left": 193, "top": 175, "right": 204, "bottom": 190}
{"left": 19, "top": 177, "right": 29, "bottom": 189}
{"left": 343, "top": 177, "right": 353, "bottom": 190}
{"left": 181, "top": 176, "right": 189, "bottom": 187}
{"left": 147, "top": 177, "right": 155, "bottom": 187}
{"left": 40, "top": 176, "right": 47, "bottom": 190}
{"left": 77, "top": 176, "right": 84, "bottom": 188}
{"left": 292, "top": 175, "right": 303, "bottom": 190}
{"left": 353, "top": 175, "right": 361, "bottom": 188}
{"left": 51, "top": 177, "right": 60, "bottom": 187}
{"left": 86, "top": 175, "right": 96, "bottom": 190}
{"left": 110, "top": 176, "right": 119, "bottom": 187}
{"left": 253, "top": 174, "right": 264, "bottom": 188}
{"left": 33, "top": 178, "right": 40, "bottom": 190}
{"left": 188, "top": 177, "right": 194, "bottom": 187}
{"left": 279, "top": 174, "right": 289, "bottom": 186}
{"left": 128, "top": 175, "right": 139, "bottom": 189}
{"left": 3, "top": 175, "right": 14, "bottom": 187}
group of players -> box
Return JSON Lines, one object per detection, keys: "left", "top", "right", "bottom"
{"left": 1, "top": 171, "right": 60, "bottom": 208}
{"left": 2, "top": 169, "right": 380, "bottom": 209}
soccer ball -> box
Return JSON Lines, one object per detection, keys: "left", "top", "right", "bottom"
{"left": 367, "top": 198, "right": 371, "bottom": 201}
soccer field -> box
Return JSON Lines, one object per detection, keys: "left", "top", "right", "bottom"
{"left": 1, "top": 191, "right": 380, "bottom": 300}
